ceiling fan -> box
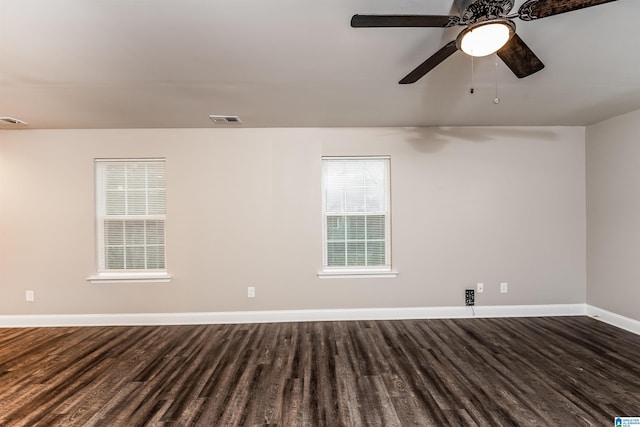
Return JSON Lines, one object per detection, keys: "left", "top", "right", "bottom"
{"left": 351, "top": 0, "right": 617, "bottom": 84}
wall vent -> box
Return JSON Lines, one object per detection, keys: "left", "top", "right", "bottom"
{"left": 209, "top": 115, "right": 241, "bottom": 124}
{"left": 0, "top": 117, "right": 28, "bottom": 125}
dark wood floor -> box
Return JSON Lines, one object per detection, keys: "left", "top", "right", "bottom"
{"left": 0, "top": 316, "right": 639, "bottom": 426}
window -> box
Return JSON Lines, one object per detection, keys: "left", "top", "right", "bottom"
{"left": 321, "top": 156, "right": 395, "bottom": 277}
{"left": 89, "top": 159, "right": 170, "bottom": 283}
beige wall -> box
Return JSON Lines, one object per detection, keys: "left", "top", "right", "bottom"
{"left": 587, "top": 109, "right": 640, "bottom": 321}
{"left": 0, "top": 127, "right": 586, "bottom": 315}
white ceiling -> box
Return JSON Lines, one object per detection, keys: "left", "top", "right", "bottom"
{"left": 0, "top": 0, "right": 637, "bottom": 129}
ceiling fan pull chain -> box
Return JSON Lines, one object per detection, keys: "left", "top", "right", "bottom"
{"left": 494, "top": 53, "right": 500, "bottom": 104}
{"left": 470, "top": 55, "right": 475, "bottom": 94}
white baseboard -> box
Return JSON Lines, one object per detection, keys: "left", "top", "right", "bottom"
{"left": 0, "top": 303, "right": 586, "bottom": 328}
{"left": 587, "top": 305, "right": 640, "bottom": 335}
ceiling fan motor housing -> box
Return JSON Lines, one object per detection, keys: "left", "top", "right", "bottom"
{"left": 454, "top": 0, "right": 514, "bottom": 23}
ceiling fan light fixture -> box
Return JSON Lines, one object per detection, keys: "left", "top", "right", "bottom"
{"left": 457, "top": 19, "right": 515, "bottom": 57}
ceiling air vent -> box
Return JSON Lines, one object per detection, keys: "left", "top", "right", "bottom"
{"left": 0, "top": 117, "right": 28, "bottom": 125}
{"left": 209, "top": 115, "right": 241, "bottom": 124}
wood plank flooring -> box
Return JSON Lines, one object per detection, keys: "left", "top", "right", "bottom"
{"left": 0, "top": 316, "right": 639, "bottom": 426}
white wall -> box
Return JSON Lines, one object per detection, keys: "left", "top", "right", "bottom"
{"left": 0, "top": 127, "right": 586, "bottom": 315}
{"left": 587, "top": 109, "right": 640, "bottom": 321}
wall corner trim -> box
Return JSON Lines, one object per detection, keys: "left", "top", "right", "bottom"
{"left": 587, "top": 305, "right": 640, "bottom": 335}
{"left": 0, "top": 304, "right": 587, "bottom": 328}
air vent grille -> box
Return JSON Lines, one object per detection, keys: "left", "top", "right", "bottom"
{"left": 209, "top": 115, "right": 241, "bottom": 124}
{"left": 0, "top": 117, "right": 28, "bottom": 125}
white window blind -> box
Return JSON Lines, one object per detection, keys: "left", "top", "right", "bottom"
{"left": 322, "top": 156, "right": 391, "bottom": 270}
{"left": 95, "top": 159, "right": 166, "bottom": 272}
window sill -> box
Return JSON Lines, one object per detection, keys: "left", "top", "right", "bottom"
{"left": 86, "top": 272, "right": 173, "bottom": 284}
{"left": 318, "top": 269, "right": 398, "bottom": 279}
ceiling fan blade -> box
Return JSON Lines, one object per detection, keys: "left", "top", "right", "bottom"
{"left": 518, "top": 0, "right": 617, "bottom": 21}
{"left": 351, "top": 14, "right": 460, "bottom": 28}
{"left": 497, "top": 33, "right": 544, "bottom": 78}
{"left": 399, "top": 41, "right": 458, "bottom": 84}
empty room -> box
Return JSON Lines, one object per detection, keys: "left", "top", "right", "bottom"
{"left": 1, "top": 0, "right": 639, "bottom": 425}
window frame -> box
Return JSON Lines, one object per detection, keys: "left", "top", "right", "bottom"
{"left": 88, "top": 158, "right": 171, "bottom": 284}
{"left": 319, "top": 156, "right": 397, "bottom": 278}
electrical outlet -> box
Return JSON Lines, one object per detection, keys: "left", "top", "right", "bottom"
{"left": 247, "top": 286, "right": 255, "bottom": 298}
{"left": 477, "top": 283, "right": 484, "bottom": 293}
{"left": 500, "top": 282, "right": 508, "bottom": 293}
{"left": 465, "top": 289, "right": 475, "bottom": 306}
{"left": 25, "top": 290, "right": 35, "bottom": 302}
